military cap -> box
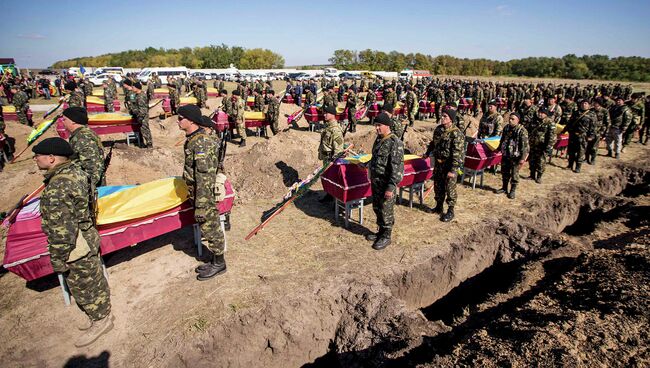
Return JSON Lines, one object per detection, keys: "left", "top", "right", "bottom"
{"left": 510, "top": 112, "right": 521, "bottom": 121}
{"left": 442, "top": 109, "right": 456, "bottom": 122}
{"left": 449, "top": 101, "right": 458, "bottom": 108}
{"left": 64, "top": 81, "right": 77, "bottom": 91}
{"left": 323, "top": 105, "right": 337, "bottom": 115}
{"left": 220, "top": 89, "right": 228, "bottom": 94}
{"left": 538, "top": 107, "right": 551, "bottom": 116}
{"left": 9, "top": 84, "right": 19, "bottom": 90}
{"left": 614, "top": 95, "right": 624, "bottom": 101}
{"left": 177, "top": 105, "right": 203, "bottom": 124}
{"left": 487, "top": 99, "right": 498, "bottom": 107}
{"left": 594, "top": 97, "right": 605, "bottom": 106}
{"left": 374, "top": 112, "right": 392, "bottom": 126}
{"left": 122, "top": 79, "right": 133, "bottom": 87}
{"left": 382, "top": 102, "right": 394, "bottom": 112}
{"left": 199, "top": 115, "right": 215, "bottom": 128}
{"left": 133, "top": 82, "right": 142, "bottom": 90}
{"left": 232, "top": 90, "right": 241, "bottom": 96}
{"left": 32, "top": 137, "right": 74, "bottom": 157}
{"left": 268, "top": 90, "right": 275, "bottom": 95}
{"left": 62, "top": 106, "right": 88, "bottom": 125}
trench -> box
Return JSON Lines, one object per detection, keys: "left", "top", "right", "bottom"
{"left": 170, "top": 163, "right": 649, "bottom": 368}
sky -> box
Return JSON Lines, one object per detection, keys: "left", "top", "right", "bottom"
{"left": 2, "top": 0, "right": 650, "bottom": 68}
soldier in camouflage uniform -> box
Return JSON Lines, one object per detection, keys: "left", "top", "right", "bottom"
{"left": 266, "top": 90, "right": 281, "bottom": 136}
{"left": 527, "top": 108, "right": 555, "bottom": 183}
{"left": 10, "top": 85, "right": 31, "bottom": 126}
{"left": 496, "top": 113, "right": 529, "bottom": 199}
{"left": 606, "top": 96, "right": 633, "bottom": 159}
{"left": 252, "top": 89, "right": 264, "bottom": 112}
{"left": 304, "top": 88, "right": 315, "bottom": 106}
{"left": 587, "top": 97, "right": 610, "bottom": 165}
{"left": 146, "top": 78, "right": 155, "bottom": 101}
{"left": 62, "top": 107, "right": 106, "bottom": 187}
{"left": 383, "top": 86, "right": 398, "bottom": 112}
{"left": 346, "top": 88, "right": 358, "bottom": 133}
{"left": 560, "top": 95, "right": 577, "bottom": 126}
{"left": 425, "top": 109, "right": 463, "bottom": 221}
{"left": 381, "top": 103, "right": 405, "bottom": 141}
{"left": 518, "top": 94, "right": 538, "bottom": 132}
{"left": 365, "top": 88, "right": 377, "bottom": 125}
{"left": 168, "top": 80, "right": 180, "bottom": 115}
{"left": 562, "top": 99, "right": 597, "bottom": 173}
{"left": 627, "top": 93, "right": 645, "bottom": 146}
{"left": 232, "top": 90, "right": 246, "bottom": 147}
{"left": 65, "top": 81, "right": 85, "bottom": 109}
{"left": 82, "top": 78, "right": 94, "bottom": 101}
{"left": 176, "top": 105, "right": 227, "bottom": 280}
{"left": 32, "top": 137, "right": 113, "bottom": 347}
{"left": 130, "top": 82, "right": 153, "bottom": 148}
{"left": 365, "top": 112, "right": 404, "bottom": 250}
{"left": 317, "top": 105, "right": 344, "bottom": 202}
{"left": 322, "top": 88, "right": 337, "bottom": 113}
{"left": 193, "top": 82, "right": 207, "bottom": 108}
{"left": 477, "top": 100, "right": 503, "bottom": 139}
{"left": 405, "top": 87, "right": 418, "bottom": 127}
{"left": 102, "top": 80, "right": 115, "bottom": 112}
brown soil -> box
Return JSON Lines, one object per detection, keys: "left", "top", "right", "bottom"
{"left": 0, "top": 79, "right": 648, "bottom": 368}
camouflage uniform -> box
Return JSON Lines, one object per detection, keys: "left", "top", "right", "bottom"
{"left": 253, "top": 93, "right": 264, "bottom": 112}
{"left": 384, "top": 91, "right": 398, "bottom": 110}
{"left": 427, "top": 124, "right": 463, "bottom": 208}
{"left": 183, "top": 128, "right": 225, "bottom": 256}
{"left": 168, "top": 83, "right": 180, "bottom": 115}
{"left": 626, "top": 99, "right": 645, "bottom": 146}
{"left": 82, "top": 80, "right": 93, "bottom": 99}
{"left": 527, "top": 116, "right": 555, "bottom": 180}
{"left": 266, "top": 95, "right": 281, "bottom": 135}
{"left": 194, "top": 84, "right": 207, "bottom": 108}
{"left": 233, "top": 96, "right": 246, "bottom": 142}
{"left": 346, "top": 90, "right": 358, "bottom": 132}
{"left": 518, "top": 103, "right": 538, "bottom": 132}
{"left": 587, "top": 106, "right": 610, "bottom": 164}
{"left": 322, "top": 92, "right": 337, "bottom": 112}
{"left": 606, "top": 104, "right": 632, "bottom": 157}
{"left": 103, "top": 84, "right": 115, "bottom": 112}
{"left": 318, "top": 119, "right": 344, "bottom": 166}
{"left": 146, "top": 81, "right": 155, "bottom": 101}
{"left": 391, "top": 116, "right": 405, "bottom": 141}
{"left": 40, "top": 160, "right": 111, "bottom": 321}
{"left": 498, "top": 123, "right": 529, "bottom": 192}
{"left": 132, "top": 91, "right": 153, "bottom": 148}
{"left": 12, "top": 89, "right": 30, "bottom": 125}
{"left": 69, "top": 126, "right": 106, "bottom": 187}
{"left": 369, "top": 133, "right": 404, "bottom": 236}
{"left": 405, "top": 90, "right": 417, "bottom": 126}
{"left": 68, "top": 90, "right": 85, "bottom": 109}
{"left": 477, "top": 111, "right": 503, "bottom": 139}
{"left": 564, "top": 109, "right": 596, "bottom": 171}
{"left": 365, "top": 90, "right": 377, "bottom": 124}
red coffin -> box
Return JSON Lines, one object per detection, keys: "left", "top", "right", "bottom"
{"left": 464, "top": 141, "right": 502, "bottom": 171}
{"left": 305, "top": 106, "right": 323, "bottom": 122}
{"left": 400, "top": 157, "right": 433, "bottom": 187}
{"left": 554, "top": 134, "right": 569, "bottom": 149}
{"left": 86, "top": 100, "right": 121, "bottom": 113}
{"left": 153, "top": 91, "right": 169, "bottom": 99}
{"left": 210, "top": 111, "right": 269, "bottom": 131}
{"left": 3, "top": 180, "right": 235, "bottom": 281}
{"left": 321, "top": 162, "right": 372, "bottom": 202}
{"left": 375, "top": 90, "right": 383, "bottom": 101}
{"left": 162, "top": 97, "right": 171, "bottom": 113}
{"left": 282, "top": 94, "right": 294, "bottom": 104}
{"left": 367, "top": 103, "right": 381, "bottom": 118}
{"left": 419, "top": 100, "right": 435, "bottom": 114}
{"left": 56, "top": 116, "right": 140, "bottom": 138}
{"left": 1, "top": 109, "right": 33, "bottom": 122}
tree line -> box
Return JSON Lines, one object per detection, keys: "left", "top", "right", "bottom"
{"left": 51, "top": 44, "right": 285, "bottom": 70}
{"left": 328, "top": 49, "right": 650, "bottom": 82}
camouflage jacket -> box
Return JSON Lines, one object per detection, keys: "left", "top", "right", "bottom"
{"left": 428, "top": 124, "right": 464, "bottom": 172}
{"left": 560, "top": 101, "right": 577, "bottom": 125}
{"left": 518, "top": 103, "right": 538, "bottom": 131}
{"left": 384, "top": 91, "right": 397, "bottom": 108}
{"left": 405, "top": 91, "right": 417, "bottom": 109}
{"left": 169, "top": 85, "right": 180, "bottom": 104}
{"left": 68, "top": 90, "right": 85, "bottom": 108}
{"left": 528, "top": 116, "right": 555, "bottom": 153}
{"left": 365, "top": 90, "right": 376, "bottom": 105}
{"left": 499, "top": 123, "right": 529, "bottom": 160}
{"left": 107, "top": 79, "right": 118, "bottom": 96}
{"left": 593, "top": 106, "right": 610, "bottom": 136}
{"left": 83, "top": 80, "right": 93, "bottom": 97}
{"left": 369, "top": 133, "right": 404, "bottom": 192}
{"left": 630, "top": 100, "right": 645, "bottom": 125}
{"left": 12, "top": 90, "right": 29, "bottom": 110}
{"left": 318, "top": 119, "right": 344, "bottom": 161}
{"left": 478, "top": 112, "right": 503, "bottom": 139}
{"left": 104, "top": 85, "right": 115, "bottom": 100}
{"left": 391, "top": 116, "right": 405, "bottom": 140}
{"left": 40, "top": 160, "right": 98, "bottom": 272}
{"left": 609, "top": 104, "right": 633, "bottom": 131}
{"left": 323, "top": 94, "right": 337, "bottom": 110}
{"left": 70, "top": 126, "right": 105, "bottom": 186}
{"left": 146, "top": 82, "right": 155, "bottom": 100}
{"left": 232, "top": 97, "right": 245, "bottom": 121}
{"left": 253, "top": 94, "right": 264, "bottom": 112}
{"left": 566, "top": 109, "right": 597, "bottom": 139}
{"left": 266, "top": 96, "right": 280, "bottom": 122}
{"left": 183, "top": 128, "right": 218, "bottom": 210}
{"left": 221, "top": 96, "right": 233, "bottom": 116}
{"left": 304, "top": 90, "right": 315, "bottom": 105}
{"left": 548, "top": 104, "right": 563, "bottom": 125}
{"left": 346, "top": 91, "right": 357, "bottom": 109}
{"left": 131, "top": 91, "right": 148, "bottom": 119}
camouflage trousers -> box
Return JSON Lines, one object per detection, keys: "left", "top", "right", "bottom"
{"left": 270, "top": 117, "right": 279, "bottom": 135}
{"left": 623, "top": 121, "right": 639, "bottom": 146}
{"left": 528, "top": 147, "right": 547, "bottom": 177}
{"left": 347, "top": 108, "right": 357, "bottom": 131}
{"left": 407, "top": 107, "right": 416, "bottom": 124}
{"left": 585, "top": 138, "right": 600, "bottom": 164}
{"left": 502, "top": 157, "right": 521, "bottom": 188}
{"left": 198, "top": 206, "right": 225, "bottom": 256}
{"left": 138, "top": 115, "right": 153, "bottom": 148}
{"left": 371, "top": 183, "right": 396, "bottom": 231}
{"left": 104, "top": 95, "right": 114, "bottom": 112}
{"left": 567, "top": 133, "right": 587, "bottom": 166}
{"left": 16, "top": 107, "right": 30, "bottom": 125}
{"left": 433, "top": 164, "right": 457, "bottom": 207}
{"left": 66, "top": 251, "right": 111, "bottom": 321}
{"left": 639, "top": 121, "right": 650, "bottom": 144}
{"left": 236, "top": 118, "right": 246, "bottom": 140}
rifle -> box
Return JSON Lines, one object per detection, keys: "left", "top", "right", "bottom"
{"left": 43, "top": 97, "right": 67, "bottom": 119}
{"left": 1, "top": 183, "right": 46, "bottom": 228}
{"left": 10, "top": 113, "right": 63, "bottom": 164}
{"left": 148, "top": 99, "right": 163, "bottom": 109}
{"left": 99, "top": 141, "right": 115, "bottom": 185}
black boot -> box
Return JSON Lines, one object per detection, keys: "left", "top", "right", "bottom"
{"left": 239, "top": 139, "right": 247, "bottom": 147}
{"left": 365, "top": 228, "right": 383, "bottom": 242}
{"left": 429, "top": 201, "right": 443, "bottom": 214}
{"left": 535, "top": 174, "right": 543, "bottom": 184}
{"left": 197, "top": 254, "right": 227, "bottom": 280}
{"left": 574, "top": 163, "right": 581, "bottom": 173}
{"left": 507, "top": 185, "right": 517, "bottom": 199}
{"left": 495, "top": 178, "right": 508, "bottom": 194}
{"left": 372, "top": 229, "right": 391, "bottom": 250}
{"left": 441, "top": 206, "right": 455, "bottom": 222}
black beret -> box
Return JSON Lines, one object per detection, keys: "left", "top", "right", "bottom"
{"left": 382, "top": 103, "right": 394, "bottom": 112}
{"left": 323, "top": 105, "right": 337, "bottom": 115}
{"left": 64, "top": 81, "right": 77, "bottom": 91}
{"left": 442, "top": 109, "right": 457, "bottom": 122}
{"left": 220, "top": 89, "right": 228, "bottom": 94}
{"left": 32, "top": 137, "right": 74, "bottom": 157}
{"left": 199, "top": 115, "right": 215, "bottom": 128}
{"left": 62, "top": 107, "right": 88, "bottom": 125}
{"left": 488, "top": 99, "right": 498, "bottom": 106}
{"left": 133, "top": 82, "right": 142, "bottom": 90}
{"left": 374, "top": 112, "right": 392, "bottom": 126}
{"left": 614, "top": 95, "right": 624, "bottom": 100}
{"left": 177, "top": 105, "right": 203, "bottom": 124}
{"left": 510, "top": 112, "right": 521, "bottom": 121}
{"left": 538, "top": 107, "right": 551, "bottom": 116}
{"left": 268, "top": 90, "right": 275, "bottom": 95}
{"left": 232, "top": 90, "right": 241, "bottom": 96}
{"left": 594, "top": 97, "right": 605, "bottom": 105}
{"left": 122, "top": 79, "right": 133, "bottom": 87}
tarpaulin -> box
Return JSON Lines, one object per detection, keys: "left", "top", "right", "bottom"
{"left": 341, "top": 153, "right": 423, "bottom": 165}
{"left": 483, "top": 136, "right": 501, "bottom": 151}
{"left": 3, "top": 105, "right": 16, "bottom": 113}
{"left": 244, "top": 111, "right": 265, "bottom": 121}
{"left": 180, "top": 97, "right": 198, "bottom": 105}
{"left": 86, "top": 96, "right": 105, "bottom": 105}
{"left": 88, "top": 113, "right": 133, "bottom": 124}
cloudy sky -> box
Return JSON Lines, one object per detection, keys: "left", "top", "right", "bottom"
{"left": 2, "top": 0, "right": 649, "bottom": 68}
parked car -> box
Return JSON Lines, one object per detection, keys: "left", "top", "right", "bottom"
{"left": 293, "top": 73, "right": 311, "bottom": 81}
{"left": 89, "top": 73, "right": 123, "bottom": 87}
{"left": 339, "top": 72, "right": 361, "bottom": 80}
{"left": 39, "top": 69, "right": 57, "bottom": 75}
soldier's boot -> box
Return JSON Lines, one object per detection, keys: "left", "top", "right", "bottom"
{"left": 365, "top": 228, "right": 383, "bottom": 242}
{"left": 372, "top": 229, "right": 391, "bottom": 250}
{"left": 495, "top": 178, "right": 508, "bottom": 194}
{"left": 197, "top": 254, "right": 227, "bottom": 281}
{"left": 535, "top": 174, "right": 543, "bottom": 184}
{"left": 239, "top": 139, "right": 246, "bottom": 147}
{"left": 566, "top": 159, "right": 574, "bottom": 170}
{"left": 606, "top": 150, "right": 613, "bottom": 157}
{"left": 574, "top": 163, "right": 581, "bottom": 173}
{"left": 224, "top": 213, "right": 231, "bottom": 231}
{"left": 507, "top": 185, "right": 517, "bottom": 199}
{"left": 615, "top": 152, "right": 620, "bottom": 159}
{"left": 74, "top": 313, "right": 114, "bottom": 348}
{"left": 429, "top": 201, "right": 444, "bottom": 214}
{"left": 441, "top": 206, "right": 455, "bottom": 222}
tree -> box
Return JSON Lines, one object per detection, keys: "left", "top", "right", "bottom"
{"left": 239, "top": 48, "right": 284, "bottom": 69}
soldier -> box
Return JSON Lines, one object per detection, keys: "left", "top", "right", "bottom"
{"left": 425, "top": 109, "right": 463, "bottom": 221}
{"left": 65, "top": 81, "right": 85, "bottom": 109}
{"left": 168, "top": 80, "right": 180, "bottom": 115}
{"left": 588, "top": 97, "right": 610, "bottom": 165}
{"left": 560, "top": 95, "right": 577, "bottom": 126}
{"left": 382, "top": 103, "right": 405, "bottom": 140}
{"left": 102, "top": 80, "right": 115, "bottom": 113}
{"left": 122, "top": 79, "right": 134, "bottom": 114}
{"left": 547, "top": 96, "right": 563, "bottom": 128}
{"left": 405, "top": 87, "right": 418, "bottom": 127}
{"left": 365, "top": 88, "right": 377, "bottom": 125}
{"left": 220, "top": 89, "right": 233, "bottom": 116}
{"left": 82, "top": 78, "right": 94, "bottom": 100}
{"left": 606, "top": 96, "right": 633, "bottom": 159}
{"left": 322, "top": 87, "right": 337, "bottom": 113}
{"left": 0, "top": 119, "right": 16, "bottom": 170}
{"left": 365, "top": 112, "right": 404, "bottom": 249}
{"left": 131, "top": 82, "right": 154, "bottom": 148}
{"left": 146, "top": 77, "right": 155, "bottom": 101}
{"left": 527, "top": 108, "right": 555, "bottom": 183}
{"left": 62, "top": 107, "right": 106, "bottom": 187}
{"left": 477, "top": 100, "right": 503, "bottom": 139}
{"left": 32, "top": 137, "right": 113, "bottom": 347}
{"left": 232, "top": 90, "right": 246, "bottom": 147}
{"left": 346, "top": 88, "right": 358, "bottom": 133}
{"left": 10, "top": 85, "right": 32, "bottom": 126}
{"left": 318, "top": 105, "right": 344, "bottom": 202}
{"left": 518, "top": 94, "right": 538, "bottom": 132}
{"left": 252, "top": 89, "right": 264, "bottom": 112}
{"left": 265, "top": 90, "right": 280, "bottom": 136}
{"left": 176, "top": 105, "right": 227, "bottom": 280}
{"left": 496, "top": 113, "right": 529, "bottom": 199}
{"left": 627, "top": 92, "right": 645, "bottom": 146}
{"left": 641, "top": 95, "right": 650, "bottom": 145}
{"left": 562, "top": 99, "right": 596, "bottom": 173}
{"left": 304, "top": 87, "right": 315, "bottom": 107}
{"left": 384, "top": 86, "right": 398, "bottom": 110}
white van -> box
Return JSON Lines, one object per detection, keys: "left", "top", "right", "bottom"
{"left": 95, "top": 67, "right": 124, "bottom": 76}
{"left": 137, "top": 67, "right": 189, "bottom": 84}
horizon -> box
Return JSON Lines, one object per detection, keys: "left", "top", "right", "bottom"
{"left": 3, "top": 0, "right": 650, "bottom": 68}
